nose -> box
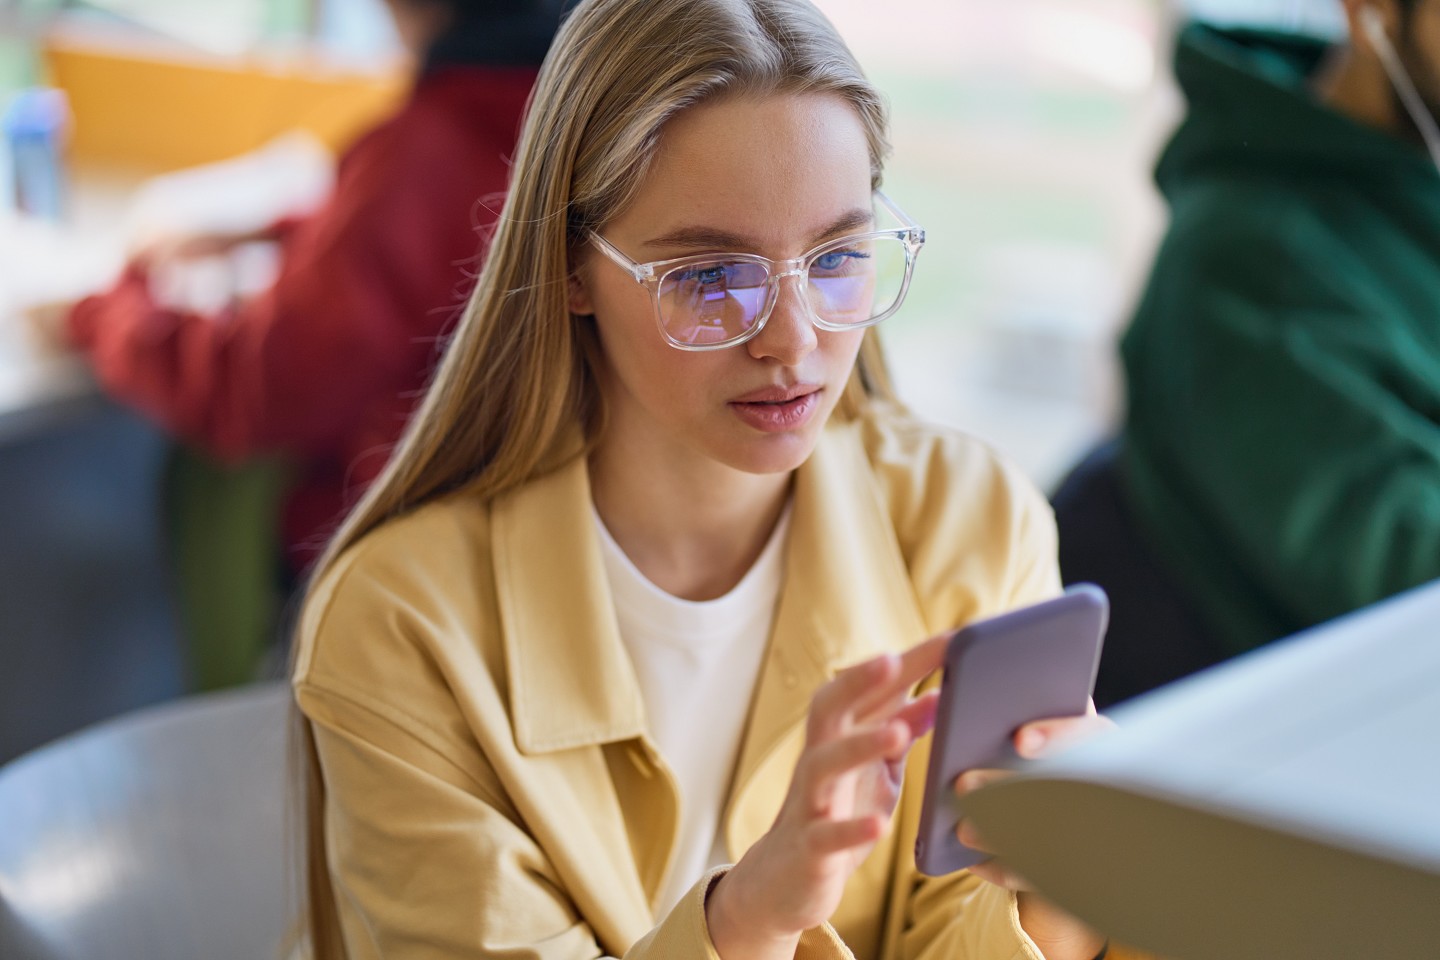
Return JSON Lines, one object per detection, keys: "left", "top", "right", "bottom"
{"left": 746, "top": 272, "right": 817, "bottom": 365}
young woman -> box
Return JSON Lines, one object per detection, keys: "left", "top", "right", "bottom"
{"left": 293, "top": 1, "right": 1138, "bottom": 957}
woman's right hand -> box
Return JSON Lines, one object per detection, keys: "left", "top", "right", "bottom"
{"left": 705, "top": 635, "right": 947, "bottom": 960}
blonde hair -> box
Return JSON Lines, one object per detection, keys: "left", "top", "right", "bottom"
{"left": 297, "top": 1, "right": 896, "bottom": 954}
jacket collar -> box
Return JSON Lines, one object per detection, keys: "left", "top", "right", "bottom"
{"left": 491, "top": 416, "right": 929, "bottom": 758}
{"left": 492, "top": 452, "right": 647, "bottom": 755}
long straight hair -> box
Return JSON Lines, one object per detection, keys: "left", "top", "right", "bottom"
{"left": 296, "top": 1, "right": 897, "bottom": 954}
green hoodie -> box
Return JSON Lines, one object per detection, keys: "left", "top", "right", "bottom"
{"left": 1120, "top": 24, "right": 1440, "bottom": 655}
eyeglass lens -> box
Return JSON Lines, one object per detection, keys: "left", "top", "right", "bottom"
{"left": 656, "top": 235, "right": 909, "bottom": 347}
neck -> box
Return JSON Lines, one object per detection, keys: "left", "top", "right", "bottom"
{"left": 588, "top": 431, "right": 792, "bottom": 603}
{"left": 1316, "top": 46, "right": 1405, "bottom": 133}
{"left": 389, "top": 1, "right": 454, "bottom": 66}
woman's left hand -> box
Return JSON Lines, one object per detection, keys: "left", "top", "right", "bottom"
{"left": 953, "top": 706, "right": 1116, "bottom": 960}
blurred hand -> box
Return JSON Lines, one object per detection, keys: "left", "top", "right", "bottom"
{"left": 955, "top": 706, "right": 1115, "bottom": 959}
{"left": 23, "top": 298, "right": 78, "bottom": 353}
{"left": 132, "top": 230, "right": 255, "bottom": 269}
{"left": 706, "top": 635, "right": 946, "bottom": 960}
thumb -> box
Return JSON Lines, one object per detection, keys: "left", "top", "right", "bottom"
{"left": 1013, "top": 712, "right": 1115, "bottom": 759}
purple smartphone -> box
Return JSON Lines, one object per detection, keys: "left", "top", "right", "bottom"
{"left": 913, "top": 584, "right": 1108, "bottom": 876}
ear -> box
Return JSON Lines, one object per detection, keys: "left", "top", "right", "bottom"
{"left": 567, "top": 266, "right": 596, "bottom": 317}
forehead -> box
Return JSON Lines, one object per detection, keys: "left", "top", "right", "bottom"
{"left": 614, "top": 92, "right": 875, "bottom": 248}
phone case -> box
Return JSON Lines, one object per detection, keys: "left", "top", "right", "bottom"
{"left": 913, "top": 584, "right": 1109, "bottom": 876}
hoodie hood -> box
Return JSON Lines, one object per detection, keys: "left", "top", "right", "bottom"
{"left": 423, "top": 0, "right": 575, "bottom": 72}
{"left": 1157, "top": 23, "right": 1439, "bottom": 197}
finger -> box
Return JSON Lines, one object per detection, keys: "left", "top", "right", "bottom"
{"left": 829, "top": 633, "right": 950, "bottom": 742}
{"left": 1013, "top": 712, "right": 1117, "bottom": 759}
{"left": 889, "top": 689, "right": 940, "bottom": 747}
{"left": 800, "top": 722, "right": 909, "bottom": 810}
{"left": 132, "top": 235, "right": 183, "bottom": 267}
{"left": 955, "top": 816, "right": 992, "bottom": 854}
{"left": 855, "top": 687, "right": 941, "bottom": 764}
{"left": 809, "top": 635, "right": 951, "bottom": 743}
{"left": 965, "top": 857, "right": 1032, "bottom": 892}
{"left": 806, "top": 813, "right": 887, "bottom": 855}
{"left": 23, "top": 302, "right": 71, "bottom": 339}
{"left": 872, "top": 692, "right": 938, "bottom": 789}
{"left": 843, "top": 634, "right": 951, "bottom": 728}
{"left": 953, "top": 768, "right": 1008, "bottom": 797}
{"left": 807, "top": 654, "right": 902, "bottom": 743}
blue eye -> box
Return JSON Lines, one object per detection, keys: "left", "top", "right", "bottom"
{"left": 681, "top": 264, "right": 729, "bottom": 285}
{"left": 813, "top": 250, "right": 865, "bottom": 273}
{"left": 673, "top": 261, "right": 767, "bottom": 288}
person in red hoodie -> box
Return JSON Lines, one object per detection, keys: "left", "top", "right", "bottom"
{"left": 60, "top": 0, "right": 568, "bottom": 579}
{"left": 28, "top": 0, "right": 570, "bottom": 689}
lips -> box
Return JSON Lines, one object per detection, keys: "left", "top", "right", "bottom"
{"left": 728, "top": 383, "right": 823, "bottom": 432}
{"left": 729, "top": 382, "right": 822, "bottom": 404}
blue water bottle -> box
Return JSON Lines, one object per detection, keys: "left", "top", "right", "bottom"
{"left": 2, "top": 87, "right": 70, "bottom": 221}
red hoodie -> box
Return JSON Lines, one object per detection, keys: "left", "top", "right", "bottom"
{"left": 69, "top": 65, "right": 539, "bottom": 573}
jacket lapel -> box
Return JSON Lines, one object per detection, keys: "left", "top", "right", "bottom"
{"left": 491, "top": 457, "right": 658, "bottom": 946}
{"left": 495, "top": 457, "right": 647, "bottom": 753}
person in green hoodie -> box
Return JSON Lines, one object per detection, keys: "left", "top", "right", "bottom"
{"left": 1109, "top": 0, "right": 1440, "bottom": 698}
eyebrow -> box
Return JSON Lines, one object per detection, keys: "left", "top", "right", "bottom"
{"left": 643, "top": 207, "right": 875, "bottom": 252}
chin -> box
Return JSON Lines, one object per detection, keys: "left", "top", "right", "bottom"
{"left": 716, "top": 428, "right": 823, "bottom": 477}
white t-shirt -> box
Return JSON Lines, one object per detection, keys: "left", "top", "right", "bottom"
{"left": 593, "top": 504, "right": 791, "bottom": 917}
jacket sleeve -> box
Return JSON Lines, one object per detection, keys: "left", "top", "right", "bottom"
{"left": 896, "top": 862, "right": 1159, "bottom": 960}
{"left": 298, "top": 682, "right": 610, "bottom": 959}
{"left": 1122, "top": 205, "right": 1440, "bottom": 631}
{"left": 868, "top": 415, "right": 1064, "bottom": 633}
{"left": 297, "top": 681, "right": 863, "bottom": 960}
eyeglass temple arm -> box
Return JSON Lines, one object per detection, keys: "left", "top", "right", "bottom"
{"left": 589, "top": 232, "right": 653, "bottom": 281}
{"left": 874, "top": 190, "right": 920, "bottom": 230}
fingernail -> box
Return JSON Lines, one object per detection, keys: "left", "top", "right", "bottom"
{"left": 912, "top": 697, "right": 939, "bottom": 737}
{"left": 887, "top": 719, "right": 909, "bottom": 745}
{"left": 1019, "top": 729, "right": 1047, "bottom": 754}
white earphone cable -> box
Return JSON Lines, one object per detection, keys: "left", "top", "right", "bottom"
{"left": 1360, "top": 5, "right": 1440, "bottom": 170}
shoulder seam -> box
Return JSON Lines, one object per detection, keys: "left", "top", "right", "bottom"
{"left": 297, "top": 678, "right": 514, "bottom": 814}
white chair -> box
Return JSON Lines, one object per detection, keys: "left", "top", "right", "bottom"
{"left": 0, "top": 682, "right": 296, "bottom": 960}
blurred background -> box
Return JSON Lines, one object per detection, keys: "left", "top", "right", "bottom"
{"left": 0, "top": 0, "right": 1345, "bottom": 761}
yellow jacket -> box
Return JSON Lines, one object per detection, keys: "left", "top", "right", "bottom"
{"left": 294, "top": 409, "right": 1127, "bottom": 959}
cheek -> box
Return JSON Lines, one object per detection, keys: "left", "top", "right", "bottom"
{"left": 589, "top": 281, "right": 701, "bottom": 407}
{"left": 605, "top": 335, "right": 737, "bottom": 433}
{"left": 588, "top": 268, "right": 658, "bottom": 352}
{"left": 824, "top": 329, "right": 867, "bottom": 376}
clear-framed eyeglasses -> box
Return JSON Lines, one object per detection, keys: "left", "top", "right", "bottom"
{"left": 588, "top": 191, "right": 926, "bottom": 352}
